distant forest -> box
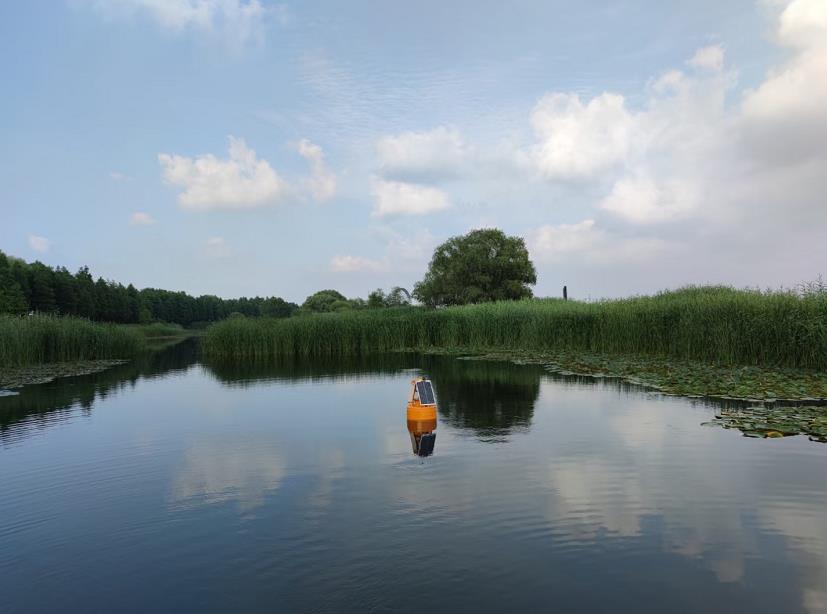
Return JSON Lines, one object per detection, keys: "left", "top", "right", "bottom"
{"left": 0, "top": 250, "right": 297, "bottom": 325}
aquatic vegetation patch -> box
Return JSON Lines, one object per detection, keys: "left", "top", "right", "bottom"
{"left": 702, "top": 406, "right": 827, "bottom": 442}
{"left": 0, "top": 359, "right": 129, "bottom": 391}
{"left": 436, "top": 348, "right": 827, "bottom": 402}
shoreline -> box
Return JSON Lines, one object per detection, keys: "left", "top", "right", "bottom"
{"left": 416, "top": 347, "right": 827, "bottom": 403}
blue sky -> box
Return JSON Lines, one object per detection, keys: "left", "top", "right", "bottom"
{"left": 2, "top": 1, "right": 826, "bottom": 302}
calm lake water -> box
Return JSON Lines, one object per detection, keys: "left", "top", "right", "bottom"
{"left": 2, "top": 340, "right": 827, "bottom": 613}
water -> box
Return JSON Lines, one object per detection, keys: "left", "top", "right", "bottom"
{"left": 2, "top": 340, "right": 827, "bottom": 613}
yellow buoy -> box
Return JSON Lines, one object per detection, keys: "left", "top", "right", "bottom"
{"left": 407, "top": 377, "right": 437, "bottom": 457}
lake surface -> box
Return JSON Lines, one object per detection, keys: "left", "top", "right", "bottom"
{"left": 2, "top": 340, "right": 827, "bottom": 613}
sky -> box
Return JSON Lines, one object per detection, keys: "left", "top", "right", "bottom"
{"left": 1, "top": 0, "right": 826, "bottom": 303}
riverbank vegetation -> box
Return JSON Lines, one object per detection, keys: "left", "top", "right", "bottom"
{"left": 204, "top": 286, "right": 827, "bottom": 400}
{"left": 0, "top": 314, "right": 145, "bottom": 369}
{"left": 205, "top": 286, "right": 827, "bottom": 367}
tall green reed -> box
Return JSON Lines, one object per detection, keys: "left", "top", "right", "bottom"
{"left": 205, "top": 287, "right": 827, "bottom": 369}
{"left": 203, "top": 286, "right": 827, "bottom": 369}
{"left": 0, "top": 314, "right": 145, "bottom": 367}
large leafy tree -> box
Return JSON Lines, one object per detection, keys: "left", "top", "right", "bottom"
{"left": 413, "top": 229, "right": 536, "bottom": 307}
{"left": 302, "top": 289, "right": 349, "bottom": 313}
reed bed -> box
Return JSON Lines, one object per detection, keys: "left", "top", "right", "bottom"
{"left": 0, "top": 314, "right": 145, "bottom": 367}
{"left": 204, "top": 286, "right": 827, "bottom": 369}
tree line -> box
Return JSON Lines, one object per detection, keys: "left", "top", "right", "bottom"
{"left": 0, "top": 251, "right": 416, "bottom": 325}
{"left": 1, "top": 227, "right": 538, "bottom": 324}
{"left": 0, "top": 250, "right": 297, "bottom": 325}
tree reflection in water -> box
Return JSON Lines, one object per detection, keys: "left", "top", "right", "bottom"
{"left": 0, "top": 339, "right": 199, "bottom": 442}
{"left": 423, "top": 357, "right": 543, "bottom": 442}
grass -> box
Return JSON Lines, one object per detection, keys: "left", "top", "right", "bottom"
{"left": 204, "top": 286, "right": 827, "bottom": 370}
{"left": 0, "top": 314, "right": 146, "bottom": 368}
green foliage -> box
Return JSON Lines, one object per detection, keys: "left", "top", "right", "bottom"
{"left": 301, "top": 289, "right": 348, "bottom": 313}
{"left": 367, "top": 288, "right": 386, "bottom": 309}
{"left": 0, "top": 250, "right": 298, "bottom": 325}
{"left": 204, "top": 286, "right": 827, "bottom": 370}
{"left": 301, "top": 289, "right": 367, "bottom": 313}
{"left": 368, "top": 287, "right": 411, "bottom": 309}
{"left": 413, "top": 228, "right": 536, "bottom": 307}
{"left": 0, "top": 314, "right": 145, "bottom": 368}
{"left": 0, "top": 252, "right": 27, "bottom": 314}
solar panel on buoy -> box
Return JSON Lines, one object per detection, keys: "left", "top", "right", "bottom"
{"left": 416, "top": 380, "right": 436, "bottom": 405}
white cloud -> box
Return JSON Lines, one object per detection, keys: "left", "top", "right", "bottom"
{"left": 109, "top": 171, "right": 132, "bottom": 182}
{"left": 129, "top": 211, "right": 156, "bottom": 225}
{"left": 688, "top": 45, "right": 725, "bottom": 71}
{"left": 371, "top": 178, "right": 450, "bottom": 217}
{"left": 527, "top": 219, "right": 667, "bottom": 265}
{"left": 28, "top": 235, "right": 50, "bottom": 253}
{"left": 86, "top": 0, "right": 270, "bottom": 48}
{"left": 527, "top": 219, "right": 601, "bottom": 259}
{"left": 159, "top": 136, "right": 287, "bottom": 210}
{"left": 296, "top": 139, "right": 337, "bottom": 201}
{"left": 528, "top": 92, "right": 634, "bottom": 179}
{"left": 376, "top": 126, "right": 468, "bottom": 181}
{"left": 525, "top": 45, "right": 731, "bottom": 224}
{"left": 518, "top": 2, "right": 827, "bottom": 295}
{"left": 777, "top": 0, "right": 827, "bottom": 49}
{"left": 329, "top": 255, "right": 389, "bottom": 273}
{"left": 741, "top": 0, "right": 827, "bottom": 164}
{"left": 600, "top": 174, "right": 698, "bottom": 224}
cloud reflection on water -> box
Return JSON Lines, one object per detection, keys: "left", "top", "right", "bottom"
{"left": 169, "top": 439, "right": 285, "bottom": 513}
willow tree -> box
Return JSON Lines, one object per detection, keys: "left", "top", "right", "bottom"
{"left": 413, "top": 229, "right": 536, "bottom": 307}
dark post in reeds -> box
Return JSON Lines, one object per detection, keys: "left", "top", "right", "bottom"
{"left": 563, "top": 285, "right": 568, "bottom": 301}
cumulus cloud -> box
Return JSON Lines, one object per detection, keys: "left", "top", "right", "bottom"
{"left": 688, "top": 44, "right": 725, "bottom": 71}
{"left": 85, "top": 0, "right": 271, "bottom": 48}
{"left": 518, "top": 1, "right": 827, "bottom": 295}
{"left": 129, "top": 211, "right": 156, "bottom": 225}
{"left": 600, "top": 174, "right": 698, "bottom": 224}
{"left": 28, "top": 235, "right": 50, "bottom": 253}
{"left": 528, "top": 92, "right": 634, "bottom": 179}
{"left": 159, "top": 136, "right": 287, "bottom": 210}
{"left": 740, "top": 0, "right": 827, "bottom": 164}
{"left": 371, "top": 178, "right": 450, "bottom": 217}
{"left": 296, "top": 139, "right": 337, "bottom": 201}
{"left": 376, "top": 126, "right": 468, "bottom": 181}
{"left": 525, "top": 45, "right": 731, "bottom": 224}
{"left": 329, "top": 255, "right": 389, "bottom": 273}
{"left": 777, "top": 0, "right": 827, "bottom": 49}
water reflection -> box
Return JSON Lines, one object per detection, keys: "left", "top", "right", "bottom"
{"left": 202, "top": 353, "right": 417, "bottom": 386}
{"left": 2, "top": 347, "right": 827, "bottom": 612}
{"left": 406, "top": 378, "right": 437, "bottom": 457}
{"left": 170, "top": 439, "right": 285, "bottom": 513}
{"left": 425, "top": 357, "right": 542, "bottom": 441}
{"left": 0, "top": 339, "right": 199, "bottom": 444}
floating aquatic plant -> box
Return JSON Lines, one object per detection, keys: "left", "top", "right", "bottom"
{"left": 702, "top": 406, "right": 827, "bottom": 442}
